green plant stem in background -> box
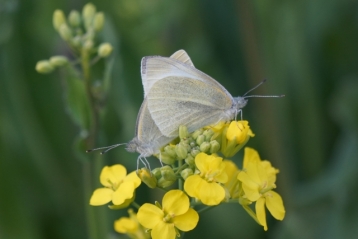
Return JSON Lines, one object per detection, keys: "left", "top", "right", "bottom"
{"left": 81, "top": 48, "right": 107, "bottom": 239}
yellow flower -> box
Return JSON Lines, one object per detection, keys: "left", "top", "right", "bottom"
{"left": 137, "top": 190, "right": 199, "bottom": 239}
{"left": 221, "top": 121, "right": 255, "bottom": 158}
{"left": 90, "top": 165, "right": 141, "bottom": 207}
{"left": 114, "top": 209, "right": 150, "bottom": 239}
{"left": 223, "top": 160, "right": 242, "bottom": 200}
{"left": 184, "top": 153, "right": 228, "bottom": 205}
{"left": 237, "top": 148, "right": 285, "bottom": 231}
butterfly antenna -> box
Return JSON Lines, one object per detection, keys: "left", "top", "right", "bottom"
{"left": 243, "top": 79, "right": 267, "bottom": 97}
{"left": 244, "top": 94, "right": 285, "bottom": 99}
{"left": 86, "top": 143, "right": 126, "bottom": 154}
{"left": 242, "top": 79, "right": 285, "bottom": 99}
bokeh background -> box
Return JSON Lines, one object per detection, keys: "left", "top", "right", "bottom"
{"left": 1, "top": 0, "right": 358, "bottom": 238}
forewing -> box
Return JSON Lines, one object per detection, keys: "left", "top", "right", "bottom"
{"left": 169, "top": 50, "right": 194, "bottom": 67}
{"left": 147, "top": 76, "right": 233, "bottom": 137}
{"left": 141, "top": 50, "right": 228, "bottom": 97}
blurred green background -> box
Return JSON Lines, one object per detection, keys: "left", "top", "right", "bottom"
{"left": 1, "top": 0, "right": 358, "bottom": 238}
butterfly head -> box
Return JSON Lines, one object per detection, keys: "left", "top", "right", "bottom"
{"left": 126, "top": 139, "right": 139, "bottom": 153}
{"left": 233, "top": 96, "right": 248, "bottom": 111}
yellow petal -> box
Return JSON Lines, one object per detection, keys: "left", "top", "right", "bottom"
{"left": 114, "top": 217, "right": 137, "bottom": 233}
{"left": 237, "top": 171, "right": 260, "bottom": 201}
{"left": 226, "top": 121, "right": 251, "bottom": 144}
{"left": 265, "top": 191, "right": 285, "bottom": 220}
{"left": 215, "top": 161, "right": 228, "bottom": 183}
{"left": 262, "top": 160, "right": 279, "bottom": 185}
{"left": 255, "top": 197, "right": 268, "bottom": 231}
{"left": 112, "top": 181, "right": 135, "bottom": 205}
{"left": 256, "top": 161, "right": 269, "bottom": 185}
{"left": 245, "top": 161, "right": 260, "bottom": 181}
{"left": 109, "top": 197, "right": 134, "bottom": 210}
{"left": 195, "top": 153, "right": 209, "bottom": 172}
{"left": 89, "top": 188, "right": 113, "bottom": 206}
{"left": 226, "top": 121, "right": 241, "bottom": 141}
{"left": 223, "top": 160, "right": 240, "bottom": 197}
{"left": 208, "top": 155, "right": 223, "bottom": 170}
{"left": 100, "top": 165, "right": 127, "bottom": 187}
{"left": 123, "top": 171, "right": 142, "bottom": 188}
{"left": 198, "top": 180, "right": 225, "bottom": 205}
{"left": 151, "top": 221, "right": 176, "bottom": 239}
{"left": 223, "top": 160, "right": 239, "bottom": 181}
{"left": 137, "top": 203, "right": 163, "bottom": 229}
{"left": 162, "top": 190, "right": 189, "bottom": 216}
{"left": 184, "top": 175, "right": 202, "bottom": 198}
{"left": 243, "top": 147, "right": 261, "bottom": 169}
{"left": 173, "top": 208, "right": 199, "bottom": 231}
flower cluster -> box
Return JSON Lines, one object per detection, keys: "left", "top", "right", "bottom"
{"left": 35, "top": 3, "right": 113, "bottom": 74}
{"left": 90, "top": 120, "right": 286, "bottom": 239}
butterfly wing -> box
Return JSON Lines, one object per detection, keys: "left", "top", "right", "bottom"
{"left": 147, "top": 75, "right": 234, "bottom": 137}
{"left": 134, "top": 98, "right": 175, "bottom": 154}
{"left": 141, "top": 50, "right": 194, "bottom": 96}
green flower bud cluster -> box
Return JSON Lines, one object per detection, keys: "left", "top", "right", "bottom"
{"left": 36, "top": 3, "right": 113, "bottom": 74}
{"left": 35, "top": 56, "right": 68, "bottom": 74}
{"left": 138, "top": 166, "right": 178, "bottom": 189}
{"left": 157, "top": 125, "right": 220, "bottom": 168}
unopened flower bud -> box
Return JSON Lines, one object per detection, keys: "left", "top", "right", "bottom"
{"left": 179, "top": 125, "right": 189, "bottom": 139}
{"left": 199, "top": 142, "right": 211, "bottom": 153}
{"left": 175, "top": 143, "right": 188, "bottom": 160}
{"left": 83, "top": 40, "right": 94, "bottom": 50}
{"left": 191, "top": 148, "right": 201, "bottom": 157}
{"left": 68, "top": 10, "right": 81, "bottom": 28}
{"left": 82, "top": 3, "right": 96, "bottom": 30}
{"left": 151, "top": 168, "right": 161, "bottom": 179}
{"left": 209, "top": 140, "right": 220, "bottom": 154}
{"left": 36, "top": 60, "right": 54, "bottom": 74}
{"left": 53, "top": 10, "right": 66, "bottom": 31}
{"left": 49, "top": 56, "right": 68, "bottom": 67}
{"left": 157, "top": 177, "right": 175, "bottom": 188}
{"left": 191, "top": 129, "right": 203, "bottom": 140}
{"left": 137, "top": 168, "right": 157, "bottom": 188}
{"left": 71, "top": 36, "right": 82, "bottom": 48}
{"left": 203, "top": 129, "right": 214, "bottom": 141}
{"left": 185, "top": 155, "right": 195, "bottom": 167}
{"left": 59, "top": 24, "right": 72, "bottom": 41}
{"left": 196, "top": 135, "right": 205, "bottom": 145}
{"left": 164, "top": 145, "right": 176, "bottom": 158}
{"left": 180, "top": 168, "right": 193, "bottom": 180}
{"left": 159, "top": 152, "right": 176, "bottom": 165}
{"left": 93, "top": 12, "right": 105, "bottom": 32}
{"left": 160, "top": 166, "right": 176, "bottom": 181}
{"left": 98, "top": 43, "right": 113, "bottom": 57}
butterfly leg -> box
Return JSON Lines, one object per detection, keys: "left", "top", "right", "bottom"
{"left": 137, "top": 156, "right": 151, "bottom": 171}
{"left": 158, "top": 152, "right": 164, "bottom": 167}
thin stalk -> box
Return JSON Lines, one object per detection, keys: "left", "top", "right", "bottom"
{"left": 178, "top": 160, "right": 183, "bottom": 190}
{"left": 81, "top": 48, "right": 106, "bottom": 239}
{"left": 197, "top": 205, "right": 217, "bottom": 214}
{"left": 131, "top": 201, "right": 141, "bottom": 210}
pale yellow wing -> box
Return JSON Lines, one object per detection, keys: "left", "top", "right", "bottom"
{"left": 133, "top": 98, "right": 175, "bottom": 155}
{"left": 147, "top": 76, "right": 233, "bottom": 137}
{"left": 141, "top": 50, "right": 197, "bottom": 96}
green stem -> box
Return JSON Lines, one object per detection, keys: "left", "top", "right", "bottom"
{"left": 131, "top": 201, "right": 141, "bottom": 210}
{"left": 178, "top": 160, "right": 183, "bottom": 190}
{"left": 81, "top": 48, "right": 106, "bottom": 239}
{"left": 83, "top": 161, "right": 97, "bottom": 239}
{"left": 197, "top": 205, "right": 217, "bottom": 214}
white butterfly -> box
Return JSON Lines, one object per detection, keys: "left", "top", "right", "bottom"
{"left": 87, "top": 50, "right": 195, "bottom": 168}
{"left": 142, "top": 50, "right": 249, "bottom": 138}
